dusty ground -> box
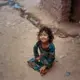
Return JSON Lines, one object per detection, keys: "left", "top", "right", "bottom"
{"left": 0, "top": 1, "right": 80, "bottom": 80}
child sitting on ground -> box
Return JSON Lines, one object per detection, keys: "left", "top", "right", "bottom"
{"left": 28, "top": 26, "right": 55, "bottom": 75}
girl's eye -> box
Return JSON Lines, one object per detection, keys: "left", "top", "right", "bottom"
{"left": 40, "top": 31, "right": 48, "bottom": 36}
{"left": 40, "top": 34, "right": 47, "bottom": 36}
{"left": 44, "top": 34, "right": 47, "bottom": 36}
{"left": 40, "top": 33, "right": 48, "bottom": 36}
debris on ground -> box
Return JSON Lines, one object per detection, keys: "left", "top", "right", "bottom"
{"left": 52, "top": 28, "right": 69, "bottom": 38}
{"left": 0, "top": 1, "right": 8, "bottom": 7}
{"left": 51, "top": 27, "right": 79, "bottom": 38}
{"left": 11, "top": 3, "right": 21, "bottom": 9}
{"left": 65, "top": 72, "right": 71, "bottom": 76}
{"left": 19, "top": 8, "right": 28, "bottom": 18}
{"left": 60, "top": 55, "right": 66, "bottom": 59}
{"left": 27, "top": 13, "right": 41, "bottom": 27}
{"left": 8, "top": 0, "right": 21, "bottom": 9}
{"left": 72, "top": 35, "right": 80, "bottom": 44}
{"left": 0, "top": 32, "right": 4, "bottom": 36}
{"left": 0, "top": 0, "right": 21, "bottom": 9}
{"left": 55, "top": 59, "right": 58, "bottom": 62}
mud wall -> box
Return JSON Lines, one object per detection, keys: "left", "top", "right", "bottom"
{"left": 40, "top": 0, "right": 71, "bottom": 22}
{"left": 71, "top": 0, "right": 80, "bottom": 22}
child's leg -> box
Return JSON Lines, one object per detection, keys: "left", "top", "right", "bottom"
{"left": 27, "top": 58, "right": 36, "bottom": 68}
{"left": 27, "top": 58, "right": 44, "bottom": 71}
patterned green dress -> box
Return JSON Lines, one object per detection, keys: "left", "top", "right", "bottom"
{"left": 33, "top": 41, "right": 55, "bottom": 69}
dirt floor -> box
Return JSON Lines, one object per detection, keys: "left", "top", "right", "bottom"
{"left": 0, "top": 1, "right": 80, "bottom": 80}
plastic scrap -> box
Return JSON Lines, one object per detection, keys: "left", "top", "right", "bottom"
{"left": 8, "top": 0, "right": 21, "bottom": 9}
{"left": 11, "top": 3, "right": 21, "bottom": 9}
{"left": 65, "top": 72, "right": 71, "bottom": 76}
{"left": 0, "top": 0, "right": 21, "bottom": 9}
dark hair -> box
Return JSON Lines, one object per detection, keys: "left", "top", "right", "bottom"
{"left": 37, "top": 26, "right": 54, "bottom": 43}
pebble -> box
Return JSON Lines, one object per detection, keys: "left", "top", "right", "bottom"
{"left": 60, "top": 55, "right": 66, "bottom": 59}
{"left": 65, "top": 72, "right": 71, "bottom": 76}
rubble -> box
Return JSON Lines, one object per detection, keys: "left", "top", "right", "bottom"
{"left": 0, "top": 0, "right": 21, "bottom": 9}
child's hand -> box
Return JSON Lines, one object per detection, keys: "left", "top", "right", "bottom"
{"left": 36, "top": 57, "right": 40, "bottom": 61}
{"left": 40, "top": 66, "right": 47, "bottom": 73}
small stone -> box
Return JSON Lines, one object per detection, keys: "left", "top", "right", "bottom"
{"left": 1, "top": 62, "right": 3, "bottom": 64}
{"left": 65, "top": 72, "right": 71, "bottom": 76}
{"left": 12, "top": 36, "right": 18, "bottom": 39}
{"left": 55, "top": 60, "right": 58, "bottom": 62}
{"left": 60, "top": 55, "right": 65, "bottom": 59}
{"left": 0, "top": 32, "right": 4, "bottom": 36}
{"left": 6, "top": 22, "right": 11, "bottom": 25}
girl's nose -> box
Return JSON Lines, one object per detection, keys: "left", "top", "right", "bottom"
{"left": 41, "top": 35, "right": 45, "bottom": 38}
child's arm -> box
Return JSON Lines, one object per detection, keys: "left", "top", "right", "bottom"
{"left": 33, "top": 43, "right": 39, "bottom": 58}
{"left": 49, "top": 43, "right": 55, "bottom": 59}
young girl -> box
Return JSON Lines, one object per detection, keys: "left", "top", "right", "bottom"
{"left": 28, "top": 26, "right": 55, "bottom": 75}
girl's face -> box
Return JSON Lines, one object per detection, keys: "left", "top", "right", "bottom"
{"left": 39, "top": 31, "right": 49, "bottom": 43}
